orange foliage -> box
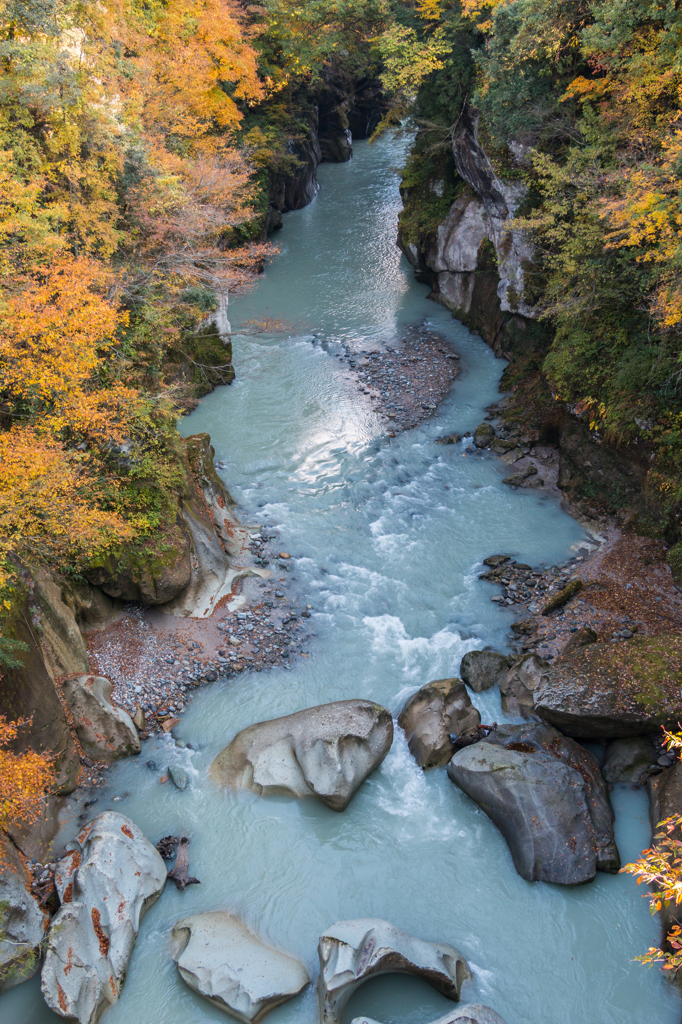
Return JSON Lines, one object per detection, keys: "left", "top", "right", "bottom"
{"left": 0, "top": 716, "right": 55, "bottom": 835}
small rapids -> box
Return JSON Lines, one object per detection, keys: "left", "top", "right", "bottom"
{"left": 2, "top": 134, "right": 678, "bottom": 1024}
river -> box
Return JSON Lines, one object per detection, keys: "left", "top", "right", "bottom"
{"left": 2, "top": 133, "right": 679, "bottom": 1024}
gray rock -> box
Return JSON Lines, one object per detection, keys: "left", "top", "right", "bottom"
{"left": 41, "top": 812, "right": 166, "bottom": 1023}
{"left": 398, "top": 678, "right": 480, "bottom": 768}
{"left": 490, "top": 438, "right": 517, "bottom": 454}
{"left": 171, "top": 911, "right": 309, "bottom": 1022}
{"left": 502, "top": 465, "right": 537, "bottom": 486}
{"left": 559, "top": 626, "right": 598, "bottom": 659}
{"left": 534, "top": 634, "right": 682, "bottom": 738}
{"left": 499, "top": 654, "right": 550, "bottom": 716}
{"left": 436, "top": 433, "right": 462, "bottom": 445}
{"left": 602, "top": 737, "right": 657, "bottom": 784}
{"left": 0, "top": 833, "right": 48, "bottom": 993}
{"left": 499, "top": 448, "right": 524, "bottom": 465}
{"left": 352, "top": 1006, "right": 509, "bottom": 1024}
{"left": 168, "top": 765, "right": 189, "bottom": 790}
{"left": 460, "top": 650, "right": 510, "bottom": 693}
{"left": 211, "top": 700, "right": 393, "bottom": 811}
{"left": 448, "top": 722, "right": 619, "bottom": 884}
{"left": 62, "top": 675, "right": 140, "bottom": 761}
{"left": 474, "top": 423, "right": 495, "bottom": 448}
{"left": 318, "top": 919, "right": 471, "bottom": 1024}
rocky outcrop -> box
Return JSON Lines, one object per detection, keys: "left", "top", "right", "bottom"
{"left": 352, "top": 1007, "right": 509, "bottom": 1024}
{"left": 448, "top": 722, "right": 619, "bottom": 884}
{"left": 42, "top": 812, "right": 166, "bottom": 1024}
{"left": 398, "top": 678, "right": 480, "bottom": 769}
{"left": 499, "top": 653, "right": 550, "bottom": 717}
{"left": 31, "top": 572, "right": 90, "bottom": 679}
{"left": 0, "top": 833, "right": 49, "bottom": 993}
{"left": 62, "top": 675, "right": 140, "bottom": 761}
{"left": 318, "top": 919, "right": 471, "bottom": 1024}
{"left": 602, "top": 736, "right": 658, "bottom": 785}
{"left": 211, "top": 700, "right": 393, "bottom": 811}
{"left": 83, "top": 518, "right": 192, "bottom": 605}
{"left": 460, "top": 650, "right": 509, "bottom": 693}
{"left": 533, "top": 634, "right": 682, "bottom": 739}
{"left": 171, "top": 911, "right": 309, "bottom": 1021}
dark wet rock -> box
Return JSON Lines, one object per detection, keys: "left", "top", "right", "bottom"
{"left": 483, "top": 555, "right": 510, "bottom": 568}
{"left": 156, "top": 835, "right": 180, "bottom": 859}
{"left": 42, "top": 812, "right": 166, "bottom": 1024}
{"left": 502, "top": 465, "right": 537, "bottom": 486}
{"left": 490, "top": 438, "right": 518, "bottom": 454}
{"left": 602, "top": 737, "right": 658, "bottom": 785}
{"left": 435, "top": 433, "right": 462, "bottom": 445}
{"left": 448, "top": 722, "right": 620, "bottom": 884}
{"left": 534, "top": 634, "right": 682, "bottom": 739}
{"left": 499, "top": 653, "right": 551, "bottom": 717}
{"left": 559, "top": 626, "right": 598, "bottom": 659}
{"left": 62, "top": 675, "right": 140, "bottom": 762}
{"left": 398, "top": 678, "right": 480, "bottom": 768}
{"left": 172, "top": 911, "right": 309, "bottom": 1021}
{"left": 541, "top": 578, "right": 583, "bottom": 615}
{"left": 317, "top": 919, "right": 471, "bottom": 1024}
{"left": 474, "top": 422, "right": 495, "bottom": 448}
{"left": 211, "top": 700, "right": 393, "bottom": 811}
{"left": 459, "top": 650, "right": 510, "bottom": 693}
{"left": 0, "top": 833, "right": 49, "bottom": 993}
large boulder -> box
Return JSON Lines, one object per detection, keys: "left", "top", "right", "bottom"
{"left": 0, "top": 833, "right": 49, "bottom": 993}
{"left": 473, "top": 423, "right": 495, "bottom": 449}
{"left": 211, "top": 700, "right": 393, "bottom": 811}
{"left": 448, "top": 722, "right": 619, "bottom": 884}
{"left": 499, "top": 654, "right": 550, "bottom": 717}
{"left": 62, "top": 675, "right": 140, "bottom": 761}
{"left": 398, "top": 678, "right": 480, "bottom": 768}
{"left": 352, "top": 1007, "right": 508, "bottom": 1024}
{"left": 84, "top": 519, "right": 192, "bottom": 605}
{"left": 171, "top": 911, "right": 309, "bottom": 1021}
{"left": 602, "top": 736, "right": 658, "bottom": 785}
{"left": 41, "top": 812, "right": 166, "bottom": 1024}
{"left": 534, "top": 635, "right": 682, "bottom": 739}
{"left": 459, "top": 650, "right": 510, "bottom": 693}
{"left": 318, "top": 919, "right": 471, "bottom": 1024}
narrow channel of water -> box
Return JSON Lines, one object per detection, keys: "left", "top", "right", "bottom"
{"left": 3, "top": 134, "right": 678, "bottom": 1024}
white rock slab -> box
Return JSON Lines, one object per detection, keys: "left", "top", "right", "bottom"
{"left": 41, "top": 812, "right": 166, "bottom": 1023}
{"left": 171, "top": 911, "right": 309, "bottom": 1022}
{"left": 318, "top": 919, "right": 471, "bottom": 1024}
{"left": 352, "top": 1007, "right": 508, "bottom": 1024}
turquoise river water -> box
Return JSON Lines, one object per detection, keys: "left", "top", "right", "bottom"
{"left": 2, "top": 133, "right": 679, "bottom": 1024}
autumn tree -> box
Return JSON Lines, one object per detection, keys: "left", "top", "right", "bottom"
{"left": 0, "top": 715, "right": 54, "bottom": 838}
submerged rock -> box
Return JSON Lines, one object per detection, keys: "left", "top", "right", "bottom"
{"left": 534, "top": 634, "right": 682, "bottom": 738}
{"left": 602, "top": 736, "right": 657, "bottom": 785}
{"left": 41, "top": 812, "right": 166, "bottom": 1024}
{"left": 62, "top": 675, "right": 140, "bottom": 761}
{"left": 448, "top": 722, "right": 619, "bottom": 884}
{"left": 171, "top": 911, "right": 309, "bottom": 1022}
{"left": 398, "top": 678, "right": 480, "bottom": 768}
{"left": 211, "top": 700, "right": 393, "bottom": 811}
{"left": 352, "top": 1006, "right": 509, "bottom": 1024}
{"left": 459, "top": 650, "right": 510, "bottom": 693}
{"left": 0, "top": 833, "right": 49, "bottom": 993}
{"left": 318, "top": 919, "right": 471, "bottom": 1024}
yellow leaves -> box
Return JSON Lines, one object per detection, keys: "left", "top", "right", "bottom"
{"left": 561, "top": 75, "right": 611, "bottom": 103}
{"left": 461, "top": 0, "right": 508, "bottom": 31}
{"left": 415, "top": 0, "right": 443, "bottom": 21}
{"left": 0, "top": 258, "right": 124, "bottom": 407}
{"left": 0, "top": 715, "right": 55, "bottom": 836}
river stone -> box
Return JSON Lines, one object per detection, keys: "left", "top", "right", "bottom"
{"left": 398, "top": 678, "right": 480, "bottom": 768}
{"left": 211, "top": 700, "right": 393, "bottom": 811}
{"left": 459, "top": 650, "right": 510, "bottom": 693}
{"left": 0, "top": 833, "right": 49, "bottom": 993}
{"left": 41, "top": 812, "right": 166, "bottom": 1024}
{"left": 502, "top": 465, "right": 537, "bottom": 486}
{"left": 352, "top": 1006, "right": 509, "bottom": 1024}
{"left": 473, "top": 422, "right": 495, "bottom": 448}
{"left": 499, "top": 653, "right": 550, "bottom": 716}
{"left": 318, "top": 919, "right": 471, "bottom": 1024}
{"left": 448, "top": 722, "right": 620, "bottom": 883}
{"left": 62, "top": 675, "right": 140, "bottom": 761}
{"left": 603, "top": 736, "right": 657, "bottom": 785}
{"left": 533, "top": 634, "right": 682, "bottom": 738}
{"left": 171, "top": 911, "right": 309, "bottom": 1022}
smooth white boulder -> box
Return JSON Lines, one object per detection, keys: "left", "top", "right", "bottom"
{"left": 318, "top": 919, "right": 471, "bottom": 1024}
{"left": 211, "top": 700, "right": 393, "bottom": 811}
{"left": 0, "top": 833, "right": 49, "bottom": 992}
{"left": 41, "top": 812, "right": 166, "bottom": 1023}
{"left": 62, "top": 675, "right": 140, "bottom": 761}
{"left": 352, "top": 1007, "right": 508, "bottom": 1024}
{"left": 171, "top": 911, "right": 309, "bottom": 1022}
